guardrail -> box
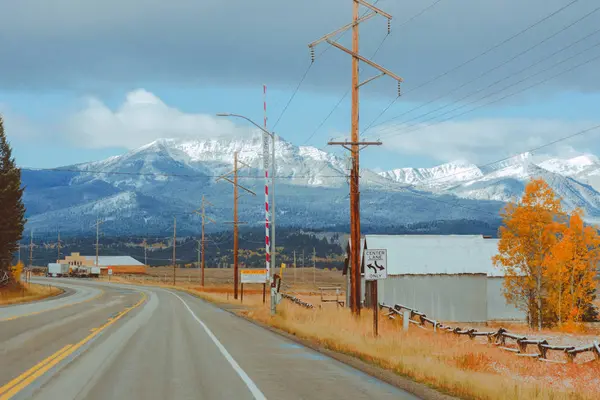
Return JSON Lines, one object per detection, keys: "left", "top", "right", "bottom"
{"left": 281, "top": 293, "right": 314, "bottom": 309}
{"left": 380, "top": 303, "right": 600, "bottom": 364}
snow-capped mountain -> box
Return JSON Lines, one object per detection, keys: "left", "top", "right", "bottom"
{"left": 378, "top": 153, "right": 600, "bottom": 220}
{"left": 71, "top": 136, "right": 393, "bottom": 189}
{"left": 378, "top": 160, "right": 484, "bottom": 188}
{"left": 21, "top": 136, "right": 600, "bottom": 235}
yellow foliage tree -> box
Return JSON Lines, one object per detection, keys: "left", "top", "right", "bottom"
{"left": 493, "top": 179, "right": 565, "bottom": 330}
{"left": 10, "top": 261, "right": 24, "bottom": 283}
{"left": 545, "top": 209, "right": 600, "bottom": 325}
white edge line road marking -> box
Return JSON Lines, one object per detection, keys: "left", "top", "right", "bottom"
{"left": 170, "top": 292, "right": 267, "bottom": 400}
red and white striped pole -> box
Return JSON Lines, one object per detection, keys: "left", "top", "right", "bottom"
{"left": 263, "top": 85, "right": 271, "bottom": 280}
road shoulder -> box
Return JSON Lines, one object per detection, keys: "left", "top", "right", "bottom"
{"left": 180, "top": 291, "right": 457, "bottom": 400}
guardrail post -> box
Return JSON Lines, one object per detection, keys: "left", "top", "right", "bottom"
{"left": 517, "top": 338, "right": 528, "bottom": 354}
{"left": 538, "top": 340, "right": 548, "bottom": 360}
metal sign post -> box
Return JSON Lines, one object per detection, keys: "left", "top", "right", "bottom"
{"left": 108, "top": 268, "right": 113, "bottom": 282}
{"left": 364, "top": 249, "right": 387, "bottom": 337}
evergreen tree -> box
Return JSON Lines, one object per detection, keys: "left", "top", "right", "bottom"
{"left": 0, "top": 115, "right": 26, "bottom": 276}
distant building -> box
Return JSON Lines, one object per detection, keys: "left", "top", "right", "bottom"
{"left": 344, "top": 235, "right": 525, "bottom": 323}
{"left": 58, "top": 252, "right": 146, "bottom": 275}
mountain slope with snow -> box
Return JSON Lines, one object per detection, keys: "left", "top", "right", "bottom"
{"left": 21, "top": 137, "right": 600, "bottom": 234}
{"left": 380, "top": 153, "right": 600, "bottom": 221}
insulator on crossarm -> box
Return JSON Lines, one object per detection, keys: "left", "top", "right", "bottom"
{"left": 397, "top": 81, "right": 402, "bottom": 96}
{"left": 310, "top": 47, "right": 315, "bottom": 63}
{"left": 387, "top": 19, "right": 391, "bottom": 34}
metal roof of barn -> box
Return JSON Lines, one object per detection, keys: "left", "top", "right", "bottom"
{"left": 363, "top": 235, "right": 504, "bottom": 277}
{"left": 83, "top": 256, "right": 144, "bottom": 266}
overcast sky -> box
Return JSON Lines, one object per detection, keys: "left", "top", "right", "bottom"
{"left": 1, "top": 0, "right": 600, "bottom": 169}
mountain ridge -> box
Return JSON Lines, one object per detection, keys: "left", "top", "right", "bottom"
{"left": 21, "top": 137, "right": 600, "bottom": 234}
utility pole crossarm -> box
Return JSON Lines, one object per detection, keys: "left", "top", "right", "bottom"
{"left": 325, "top": 40, "right": 403, "bottom": 83}
{"left": 357, "top": 0, "right": 392, "bottom": 19}
{"left": 308, "top": 12, "right": 376, "bottom": 49}
{"left": 219, "top": 176, "right": 256, "bottom": 196}
{"left": 358, "top": 73, "right": 385, "bottom": 88}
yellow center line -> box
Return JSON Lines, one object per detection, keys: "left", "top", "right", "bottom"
{"left": 0, "top": 289, "right": 105, "bottom": 323}
{"left": 0, "top": 292, "right": 147, "bottom": 400}
{"left": 0, "top": 345, "right": 73, "bottom": 396}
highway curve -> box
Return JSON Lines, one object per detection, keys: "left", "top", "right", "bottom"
{"left": 0, "top": 278, "right": 420, "bottom": 400}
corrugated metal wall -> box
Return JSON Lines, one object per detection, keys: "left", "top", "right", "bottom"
{"left": 486, "top": 277, "right": 526, "bottom": 321}
{"left": 377, "top": 275, "right": 488, "bottom": 322}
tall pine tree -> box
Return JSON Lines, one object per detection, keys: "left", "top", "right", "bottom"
{"left": 0, "top": 115, "right": 26, "bottom": 278}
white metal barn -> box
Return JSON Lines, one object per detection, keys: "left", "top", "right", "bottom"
{"left": 344, "top": 235, "right": 525, "bottom": 323}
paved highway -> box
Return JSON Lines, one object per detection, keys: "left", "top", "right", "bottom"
{"left": 0, "top": 279, "right": 420, "bottom": 400}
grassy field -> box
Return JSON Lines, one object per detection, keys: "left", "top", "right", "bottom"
{"left": 0, "top": 283, "right": 63, "bottom": 306}
{"left": 110, "top": 272, "right": 599, "bottom": 400}
{"left": 125, "top": 265, "right": 345, "bottom": 293}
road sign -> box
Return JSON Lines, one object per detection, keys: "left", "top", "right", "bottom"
{"left": 364, "top": 249, "right": 387, "bottom": 280}
{"left": 241, "top": 268, "right": 267, "bottom": 284}
{"left": 108, "top": 268, "right": 113, "bottom": 276}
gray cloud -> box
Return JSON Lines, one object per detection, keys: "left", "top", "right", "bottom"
{"left": 375, "top": 118, "right": 600, "bottom": 163}
{"left": 0, "top": 0, "right": 599, "bottom": 102}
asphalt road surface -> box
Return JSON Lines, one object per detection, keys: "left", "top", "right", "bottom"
{"left": 0, "top": 278, "right": 420, "bottom": 400}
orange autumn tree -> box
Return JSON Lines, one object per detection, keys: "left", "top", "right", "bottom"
{"left": 493, "top": 179, "right": 565, "bottom": 330}
{"left": 545, "top": 209, "right": 600, "bottom": 325}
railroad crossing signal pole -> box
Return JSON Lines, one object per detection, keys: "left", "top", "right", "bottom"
{"left": 194, "top": 196, "right": 215, "bottom": 287}
{"left": 217, "top": 151, "right": 256, "bottom": 299}
{"left": 309, "top": 0, "right": 402, "bottom": 315}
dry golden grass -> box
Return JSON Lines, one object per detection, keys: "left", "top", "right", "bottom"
{"left": 0, "top": 283, "right": 63, "bottom": 306}
{"left": 242, "top": 304, "right": 599, "bottom": 400}
{"left": 112, "top": 274, "right": 600, "bottom": 400}
{"left": 140, "top": 266, "right": 344, "bottom": 292}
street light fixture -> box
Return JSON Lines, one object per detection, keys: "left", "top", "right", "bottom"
{"left": 217, "top": 113, "right": 277, "bottom": 281}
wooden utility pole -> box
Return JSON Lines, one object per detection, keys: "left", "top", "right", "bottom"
{"left": 93, "top": 219, "right": 105, "bottom": 267}
{"left": 196, "top": 239, "right": 201, "bottom": 269}
{"left": 172, "top": 217, "right": 177, "bottom": 285}
{"left": 28, "top": 231, "right": 33, "bottom": 268}
{"left": 313, "top": 247, "right": 316, "bottom": 286}
{"left": 309, "top": 0, "right": 402, "bottom": 315}
{"left": 302, "top": 249, "right": 305, "bottom": 282}
{"left": 194, "top": 196, "right": 215, "bottom": 287}
{"left": 217, "top": 151, "right": 256, "bottom": 299}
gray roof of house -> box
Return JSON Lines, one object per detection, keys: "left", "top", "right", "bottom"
{"left": 363, "top": 235, "right": 504, "bottom": 277}
{"left": 83, "top": 256, "right": 144, "bottom": 266}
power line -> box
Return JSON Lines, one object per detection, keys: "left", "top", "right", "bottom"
{"left": 372, "top": 3, "right": 600, "bottom": 130}
{"left": 383, "top": 27, "right": 600, "bottom": 131}
{"left": 374, "top": 45, "right": 600, "bottom": 139}
{"left": 21, "top": 167, "right": 349, "bottom": 179}
{"left": 403, "top": 0, "right": 581, "bottom": 96}
{"left": 306, "top": 0, "right": 445, "bottom": 145}
{"left": 361, "top": 0, "right": 582, "bottom": 129}
{"left": 272, "top": 1, "right": 383, "bottom": 131}
{"left": 395, "top": 0, "right": 445, "bottom": 29}
{"left": 271, "top": 63, "right": 313, "bottom": 130}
